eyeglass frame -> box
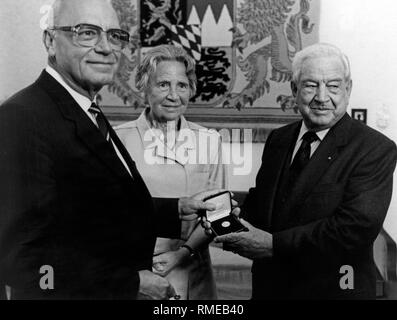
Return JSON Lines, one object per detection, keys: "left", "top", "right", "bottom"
{"left": 48, "top": 23, "right": 131, "bottom": 50}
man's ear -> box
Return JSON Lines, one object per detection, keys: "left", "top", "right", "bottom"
{"left": 346, "top": 79, "right": 353, "bottom": 98}
{"left": 290, "top": 81, "right": 298, "bottom": 98}
{"left": 43, "top": 30, "right": 56, "bottom": 57}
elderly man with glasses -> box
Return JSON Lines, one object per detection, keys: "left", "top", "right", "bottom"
{"left": 0, "top": 0, "right": 217, "bottom": 300}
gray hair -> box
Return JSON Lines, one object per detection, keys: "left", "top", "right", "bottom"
{"left": 136, "top": 45, "right": 197, "bottom": 98}
{"left": 48, "top": 0, "right": 113, "bottom": 28}
{"left": 292, "top": 43, "right": 351, "bottom": 83}
{"left": 47, "top": 0, "right": 61, "bottom": 28}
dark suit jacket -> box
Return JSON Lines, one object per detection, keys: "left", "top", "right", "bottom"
{"left": 243, "top": 114, "right": 397, "bottom": 299}
{"left": 0, "top": 71, "right": 181, "bottom": 299}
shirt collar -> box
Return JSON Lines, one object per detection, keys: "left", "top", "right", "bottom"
{"left": 297, "top": 121, "right": 330, "bottom": 142}
{"left": 45, "top": 66, "right": 95, "bottom": 112}
{"left": 136, "top": 109, "right": 195, "bottom": 149}
{"left": 135, "top": 110, "right": 196, "bottom": 168}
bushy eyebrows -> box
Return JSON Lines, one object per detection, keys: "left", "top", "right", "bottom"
{"left": 326, "top": 79, "right": 343, "bottom": 83}
{"left": 155, "top": 79, "right": 189, "bottom": 87}
{"left": 156, "top": 78, "right": 189, "bottom": 84}
{"left": 301, "top": 78, "right": 343, "bottom": 84}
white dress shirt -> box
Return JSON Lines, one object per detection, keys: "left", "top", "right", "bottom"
{"left": 45, "top": 66, "right": 132, "bottom": 176}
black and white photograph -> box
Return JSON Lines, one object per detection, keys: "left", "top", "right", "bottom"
{"left": 1, "top": 0, "right": 397, "bottom": 313}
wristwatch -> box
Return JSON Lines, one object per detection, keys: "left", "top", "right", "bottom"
{"left": 180, "top": 244, "right": 195, "bottom": 257}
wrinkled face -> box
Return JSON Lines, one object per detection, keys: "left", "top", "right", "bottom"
{"left": 147, "top": 61, "right": 190, "bottom": 123}
{"left": 51, "top": 0, "right": 121, "bottom": 93}
{"left": 292, "top": 56, "right": 352, "bottom": 131}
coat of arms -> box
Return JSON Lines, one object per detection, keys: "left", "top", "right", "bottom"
{"left": 104, "top": 0, "right": 318, "bottom": 116}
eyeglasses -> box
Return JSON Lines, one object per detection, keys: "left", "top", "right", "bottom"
{"left": 49, "top": 23, "right": 130, "bottom": 50}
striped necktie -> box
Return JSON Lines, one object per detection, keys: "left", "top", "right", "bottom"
{"left": 88, "top": 102, "right": 110, "bottom": 141}
{"left": 88, "top": 102, "right": 135, "bottom": 179}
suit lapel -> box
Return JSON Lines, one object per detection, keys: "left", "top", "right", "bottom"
{"left": 285, "top": 114, "right": 351, "bottom": 211}
{"left": 107, "top": 117, "right": 144, "bottom": 180}
{"left": 266, "top": 122, "right": 301, "bottom": 226}
{"left": 36, "top": 71, "right": 132, "bottom": 181}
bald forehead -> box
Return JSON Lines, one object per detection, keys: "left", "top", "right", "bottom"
{"left": 54, "top": 0, "right": 120, "bottom": 29}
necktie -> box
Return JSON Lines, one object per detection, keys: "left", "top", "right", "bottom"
{"left": 290, "top": 131, "right": 319, "bottom": 176}
{"left": 88, "top": 103, "right": 110, "bottom": 141}
{"left": 88, "top": 103, "right": 135, "bottom": 179}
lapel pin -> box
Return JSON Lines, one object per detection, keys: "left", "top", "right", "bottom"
{"left": 328, "top": 156, "right": 332, "bottom": 161}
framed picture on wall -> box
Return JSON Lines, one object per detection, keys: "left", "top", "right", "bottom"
{"left": 351, "top": 109, "right": 367, "bottom": 124}
{"left": 101, "top": 0, "right": 321, "bottom": 142}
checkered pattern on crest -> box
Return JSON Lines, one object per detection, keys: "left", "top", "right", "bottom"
{"left": 170, "top": 25, "right": 202, "bottom": 62}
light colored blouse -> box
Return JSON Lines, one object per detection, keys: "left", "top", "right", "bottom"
{"left": 115, "top": 110, "right": 227, "bottom": 299}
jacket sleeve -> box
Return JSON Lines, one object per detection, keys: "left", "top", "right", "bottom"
{"left": 152, "top": 198, "right": 181, "bottom": 239}
{"left": 0, "top": 102, "right": 141, "bottom": 298}
{"left": 0, "top": 102, "right": 59, "bottom": 290}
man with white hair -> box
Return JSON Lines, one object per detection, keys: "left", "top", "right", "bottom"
{"left": 0, "top": 0, "right": 216, "bottom": 299}
{"left": 211, "top": 43, "right": 397, "bottom": 299}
